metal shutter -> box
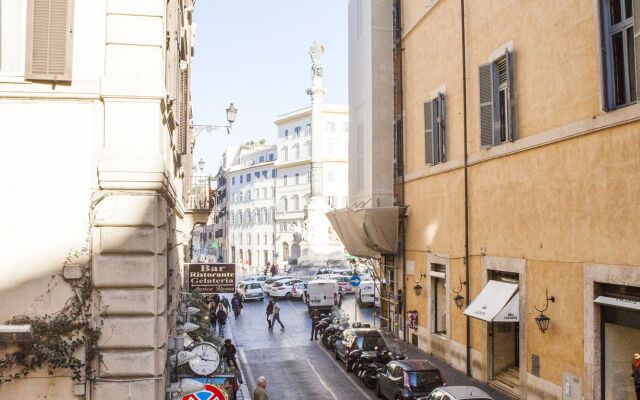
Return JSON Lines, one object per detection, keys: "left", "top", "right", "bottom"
{"left": 506, "top": 50, "right": 517, "bottom": 141}
{"left": 478, "top": 62, "right": 496, "bottom": 147}
{"left": 25, "top": 0, "right": 74, "bottom": 81}
{"left": 177, "top": 67, "right": 188, "bottom": 155}
{"left": 424, "top": 100, "right": 434, "bottom": 165}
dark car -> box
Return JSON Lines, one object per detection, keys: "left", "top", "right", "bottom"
{"left": 376, "top": 360, "right": 445, "bottom": 400}
{"left": 334, "top": 328, "right": 386, "bottom": 371}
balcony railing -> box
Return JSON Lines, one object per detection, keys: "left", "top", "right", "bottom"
{"left": 187, "top": 176, "right": 213, "bottom": 210}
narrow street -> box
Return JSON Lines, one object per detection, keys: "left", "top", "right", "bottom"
{"left": 229, "top": 292, "right": 378, "bottom": 400}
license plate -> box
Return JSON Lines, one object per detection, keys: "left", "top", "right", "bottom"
{"left": 311, "top": 300, "right": 321, "bottom": 303}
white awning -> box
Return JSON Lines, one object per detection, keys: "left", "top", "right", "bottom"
{"left": 464, "top": 280, "right": 519, "bottom": 322}
{"left": 594, "top": 295, "right": 640, "bottom": 311}
{"left": 326, "top": 207, "right": 400, "bottom": 259}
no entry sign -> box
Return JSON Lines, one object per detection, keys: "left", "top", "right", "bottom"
{"left": 187, "top": 263, "right": 236, "bottom": 294}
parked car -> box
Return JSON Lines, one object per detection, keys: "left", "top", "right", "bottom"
{"left": 240, "top": 281, "right": 265, "bottom": 301}
{"left": 356, "top": 280, "right": 376, "bottom": 307}
{"left": 269, "top": 278, "right": 303, "bottom": 299}
{"left": 427, "top": 387, "right": 493, "bottom": 400}
{"left": 307, "top": 279, "right": 341, "bottom": 312}
{"left": 334, "top": 328, "right": 386, "bottom": 371}
{"left": 263, "top": 276, "right": 294, "bottom": 294}
{"left": 376, "top": 360, "right": 446, "bottom": 400}
{"left": 243, "top": 275, "right": 267, "bottom": 288}
{"left": 292, "top": 281, "right": 308, "bottom": 301}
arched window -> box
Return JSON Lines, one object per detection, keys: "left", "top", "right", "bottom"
{"left": 292, "top": 195, "right": 299, "bottom": 211}
{"left": 282, "top": 146, "right": 288, "bottom": 161}
{"left": 245, "top": 209, "right": 251, "bottom": 223}
{"left": 238, "top": 211, "right": 243, "bottom": 224}
{"left": 305, "top": 141, "right": 312, "bottom": 157}
{"left": 280, "top": 197, "right": 288, "bottom": 212}
{"left": 293, "top": 144, "right": 300, "bottom": 159}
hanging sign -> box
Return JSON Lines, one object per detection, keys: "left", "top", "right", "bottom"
{"left": 408, "top": 310, "right": 418, "bottom": 330}
{"left": 187, "top": 263, "right": 236, "bottom": 294}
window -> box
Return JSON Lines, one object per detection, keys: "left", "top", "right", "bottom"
{"left": 424, "top": 92, "right": 447, "bottom": 165}
{"left": 284, "top": 129, "right": 289, "bottom": 139}
{"left": 254, "top": 189, "right": 259, "bottom": 199}
{"left": 294, "top": 126, "right": 301, "bottom": 137}
{"left": 295, "top": 173, "right": 300, "bottom": 185}
{"left": 264, "top": 234, "right": 267, "bottom": 245}
{"left": 263, "top": 187, "right": 268, "bottom": 198}
{"left": 262, "top": 170, "right": 267, "bottom": 178}
{"left": 245, "top": 191, "right": 251, "bottom": 201}
{"left": 280, "top": 197, "right": 288, "bottom": 212}
{"left": 283, "top": 175, "right": 288, "bottom": 186}
{"left": 247, "top": 234, "right": 251, "bottom": 245}
{"left": 293, "top": 144, "right": 300, "bottom": 159}
{"left": 305, "top": 124, "right": 312, "bottom": 136}
{"left": 430, "top": 264, "right": 447, "bottom": 335}
{"left": 232, "top": 176, "right": 236, "bottom": 185}
{"left": 269, "top": 153, "right": 275, "bottom": 161}
{"left": 292, "top": 195, "right": 299, "bottom": 210}
{"left": 282, "top": 147, "right": 288, "bottom": 161}
{"left": 260, "top": 155, "right": 265, "bottom": 163}
{"left": 0, "top": 0, "right": 27, "bottom": 77}
{"left": 479, "top": 50, "right": 516, "bottom": 147}
{"left": 240, "top": 175, "right": 243, "bottom": 184}
{"left": 246, "top": 173, "right": 251, "bottom": 182}
{"left": 326, "top": 121, "right": 336, "bottom": 132}
{"left": 271, "top": 169, "right": 276, "bottom": 178}
{"left": 343, "top": 122, "right": 349, "bottom": 132}
{"left": 601, "top": 0, "right": 638, "bottom": 109}
{"left": 305, "top": 141, "right": 312, "bottom": 157}
{"left": 272, "top": 187, "right": 276, "bottom": 197}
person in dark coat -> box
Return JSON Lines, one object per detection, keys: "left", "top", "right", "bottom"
{"left": 231, "top": 295, "right": 241, "bottom": 319}
{"left": 310, "top": 308, "right": 321, "bottom": 340}
{"left": 270, "top": 264, "right": 276, "bottom": 277}
{"left": 222, "top": 295, "right": 231, "bottom": 314}
{"left": 216, "top": 303, "right": 228, "bottom": 337}
{"left": 209, "top": 300, "right": 218, "bottom": 333}
{"left": 223, "top": 339, "right": 238, "bottom": 369}
{"left": 266, "top": 300, "right": 274, "bottom": 331}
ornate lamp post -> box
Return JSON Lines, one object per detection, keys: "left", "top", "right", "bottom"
{"left": 191, "top": 102, "right": 238, "bottom": 148}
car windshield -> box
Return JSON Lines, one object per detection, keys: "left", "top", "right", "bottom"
{"left": 405, "top": 370, "right": 442, "bottom": 389}
{"left": 356, "top": 336, "right": 386, "bottom": 351}
{"left": 273, "top": 282, "right": 283, "bottom": 287}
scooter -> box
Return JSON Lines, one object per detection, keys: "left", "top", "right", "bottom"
{"left": 359, "top": 348, "right": 406, "bottom": 389}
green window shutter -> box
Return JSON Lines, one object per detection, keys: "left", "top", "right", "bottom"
{"left": 478, "top": 62, "right": 495, "bottom": 147}
{"left": 634, "top": 0, "right": 640, "bottom": 101}
{"left": 25, "top": 0, "right": 74, "bottom": 81}
{"left": 424, "top": 100, "right": 434, "bottom": 165}
{"left": 506, "top": 50, "right": 517, "bottom": 141}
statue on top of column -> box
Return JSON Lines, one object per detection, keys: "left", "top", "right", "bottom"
{"left": 309, "top": 41, "right": 324, "bottom": 77}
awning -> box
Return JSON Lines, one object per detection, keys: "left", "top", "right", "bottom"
{"left": 326, "top": 207, "right": 400, "bottom": 259}
{"left": 594, "top": 295, "right": 640, "bottom": 311}
{"left": 464, "top": 280, "right": 519, "bottom": 322}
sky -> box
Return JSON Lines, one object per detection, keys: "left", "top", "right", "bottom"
{"left": 191, "top": 0, "right": 349, "bottom": 176}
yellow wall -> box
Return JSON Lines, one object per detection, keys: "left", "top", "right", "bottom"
{"left": 399, "top": 0, "right": 640, "bottom": 393}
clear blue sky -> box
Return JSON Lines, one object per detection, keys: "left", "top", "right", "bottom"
{"left": 191, "top": 0, "right": 348, "bottom": 176}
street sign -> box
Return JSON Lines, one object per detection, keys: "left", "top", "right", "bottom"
{"left": 350, "top": 275, "right": 361, "bottom": 287}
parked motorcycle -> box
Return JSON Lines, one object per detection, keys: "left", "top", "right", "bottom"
{"left": 358, "top": 347, "right": 406, "bottom": 389}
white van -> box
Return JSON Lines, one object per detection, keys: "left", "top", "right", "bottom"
{"left": 356, "top": 281, "right": 375, "bottom": 307}
{"left": 306, "top": 279, "right": 341, "bottom": 312}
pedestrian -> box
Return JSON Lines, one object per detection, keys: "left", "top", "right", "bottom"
{"left": 216, "top": 303, "right": 228, "bottom": 337}
{"left": 253, "top": 376, "right": 269, "bottom": 400}
{"left": 633, "top": 353, "right": 640, "bottom": 400}
{"left": 231, "top": 295, "right": 241, "bottom": 319}
{"left": 209, "top": 300, "right": 218, "bottom": 333}
{"left": 272, "top": 299, "right": 285, "bottom": 331}
{"left": 310, "top": 308, "right": 321, "bottom": 340}
{"left": 270, "top": 264, "right": 276, "bottom": 277}
{"left": 212, "top": 293, "right": 220, "bottom": 305}
{"left": 222, "top": 339, "right": 238, "bottom": 368}
{"left": 222, "top": 295, "right": 231, "bottom": 314}
{"left": 266, "top": 300, "right": 274, "bottom": 331}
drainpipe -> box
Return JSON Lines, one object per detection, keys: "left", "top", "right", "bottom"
{"left": 460, "top": 0, "right": 471, "bottom": 377}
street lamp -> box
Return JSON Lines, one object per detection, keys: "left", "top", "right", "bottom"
{"left": 198, "top": 158, "right": 205, "bottom": 171}
{"left": 534, "top": 289, "right": 555, "bottom": 334}
{"left": 192, "top": 102, "right": 238, "bottom": 139}
{"left": 452, "top": 277, "right": 467, "bottom": 310}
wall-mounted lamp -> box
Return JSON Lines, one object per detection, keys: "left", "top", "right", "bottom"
{"left": 534, "top": 289, "right": 555, "bottom": 334}
{"left": 452, "top": 277, "right": 467, "bottom": 310}
{"left": 412, "top": 267, "right": 427, "bottom": 296}
{"left": 413, "top": 283, "right": 423, "bottom": 296}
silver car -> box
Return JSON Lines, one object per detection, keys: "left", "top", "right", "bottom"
{"left": 427, "top": 386, "right": 493, "bottom": 400}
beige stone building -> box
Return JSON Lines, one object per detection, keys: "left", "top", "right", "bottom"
{"left": 348, "top": 0, "right": 640, "bottom": 399}
{"left": 0, "top": 0, "right": 200, "bottom": 398}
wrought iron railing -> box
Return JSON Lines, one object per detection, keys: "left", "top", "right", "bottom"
{"left": 187, "top": 176, "right": 213, "bottom": 210}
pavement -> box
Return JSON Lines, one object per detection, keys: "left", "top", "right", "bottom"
{"left": 223, "top": 283, "right": 514, "bottom": 400}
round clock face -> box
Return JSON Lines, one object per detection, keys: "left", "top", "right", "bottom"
{"left": 189, "top": 342, "right": 221, "bottom": 376}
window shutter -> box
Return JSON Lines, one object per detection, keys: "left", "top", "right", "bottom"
{"left": 424, "top": 100, "right": 434, "bottom": 165}
{"left": 437, "top": 93, "right": 446, "bottom": 162}
{"left": 506, "top": 50, "right": 517, "bottom": 141}
{"left": 177, "top": 67, "right": 188, "bottom": 155}
{"left": 479, "top": 62, "right": 495, "bottom": 147}
{"left": 25, "top": 0, "right": 74, "bottom": 81}
{"left": 634, "top": 0, "right": 640, "bottom": 101}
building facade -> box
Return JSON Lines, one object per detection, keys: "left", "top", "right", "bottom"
{"left": 274, "top": 105, "right": 349, "bottom": 265}
{"left": 375, "top": 1, "right": 640, "bottom": 399}
{"left": 226, "top": 143, "right": 278, "bottom": 272}
{"left": 0, "top": 0, "right": 197, "bottom": 398}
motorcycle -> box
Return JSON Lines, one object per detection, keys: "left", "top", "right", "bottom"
{"left": 359, "top": 347, "right": 406, "bottom": 389}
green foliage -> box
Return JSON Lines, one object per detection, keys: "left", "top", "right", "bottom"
{"left": 0, "top": 265, "right": 101, "bottom": 384}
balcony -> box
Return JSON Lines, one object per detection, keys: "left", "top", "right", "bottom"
{"left": 186, "top": 176, "right": 213, "bottom": 211}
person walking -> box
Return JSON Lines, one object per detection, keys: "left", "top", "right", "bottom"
{"left": 272, "top": 299, "right": 285, "bottom": 331}
{"left": 222, "top": 339, "right": 238, "bottom": 369}
{"left": 253, "top": 376, "right": 269, "bottom": 400}
{"left": 270, "top": 264, "right": 276, "bottom": 277}
{"left": 222, "top": 295, "right": 231, "bottom": 314}
{"left": 216, "top": 303, "right": 228, "bottom": 337}
{"left": 231, "top": 295, "right": 241, "bottom": 319}
{"left": 633, "top": 353, "right": 640, "bottom": 400}
{"left": 310, "top": 308, "right": 321, "bottom": 340}
{"left": 266, "top": 300, "right": 274, "bottom": 331}
{"left": 209, "top": 300, "right": 218, "bottom": 334}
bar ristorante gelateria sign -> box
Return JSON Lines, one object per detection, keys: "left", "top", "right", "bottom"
{"left": 187, "top": 263, "right": 236, "bottom": 294}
